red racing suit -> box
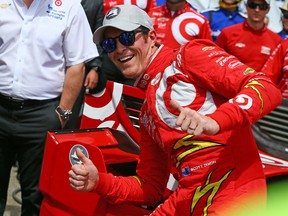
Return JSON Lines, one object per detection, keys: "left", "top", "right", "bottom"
{"left": 148, "top": 3, "right": 212, "bottom": 49}
{"left": 262, "top": 38, "right": 288, "bottom": 98}
{"left": 216, "top": 20, "right": 282, "bottom": 72}
{"left": 94, "top": 39, "right": 282, "bottom": 215}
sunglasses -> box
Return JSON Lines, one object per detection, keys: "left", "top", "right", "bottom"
{"left": 247, "top": 2, "right": 269, "bottom": 10}
{"left": 101, "top": 30, "right": 149, "bottom": 53}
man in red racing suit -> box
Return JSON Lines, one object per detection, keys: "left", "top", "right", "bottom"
{"left": 148, "top": 0, "right": 212, "bottom": 49}
{"left": 69, "top": 5, "right": 282, "bottom": 216}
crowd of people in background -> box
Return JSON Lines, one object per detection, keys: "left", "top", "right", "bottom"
{"left": 73, "top": 0, "right": 287, "bottom": 116}
{"left": 0, "top": 0, "right": 287, "bottom": 215}
{"left": 89, "top": 0, "right": 286, "bottom": 99}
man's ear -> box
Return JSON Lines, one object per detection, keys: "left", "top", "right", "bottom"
{"left": 149, "top": 30, "right": 158, "bottom": 42}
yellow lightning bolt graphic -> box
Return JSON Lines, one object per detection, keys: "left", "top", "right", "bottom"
{"left": 244, "top": 80, "right": 265, "bottom": 116}
{"left": 174, "top": 135, "right": 225, "bottom": 167}
{"left": 191, "top": 169, "right": 234, "bottom": 215}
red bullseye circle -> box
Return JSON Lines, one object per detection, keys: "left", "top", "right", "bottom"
{"left": 55, "top": 0, "right": 62, "bottom": 6}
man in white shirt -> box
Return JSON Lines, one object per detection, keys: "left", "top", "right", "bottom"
{"left": 0, "top": 0, "right": 98, "bottom": 215}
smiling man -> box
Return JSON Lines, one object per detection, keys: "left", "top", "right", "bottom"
{"left": 69, "top": 4, "right": 282, "bottom": 215}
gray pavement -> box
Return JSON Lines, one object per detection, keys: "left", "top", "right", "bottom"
{"left": 4, "top": 166, "right": 21, "bottom": 216}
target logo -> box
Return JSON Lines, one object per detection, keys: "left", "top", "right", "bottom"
{"left": 171, "top": 12, "right": 206, "bottom": 45}
{"left": 55, "top": 0, "right": 62, "bottom": 6}
{"left": 229, "top": 94, "right": 253, "bottom": 110}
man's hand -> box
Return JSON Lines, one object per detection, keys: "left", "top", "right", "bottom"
{"left": 68, "top": 148, "right": 99, "bottom": 192}
{"left": 84, "top": 69, "right": 99, "bottom": 90}
{"left": 170, "top": 100, "right": 220, "bottom": 136}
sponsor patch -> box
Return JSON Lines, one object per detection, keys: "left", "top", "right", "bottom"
{"left": 46, "top": 3, "right": 66, "bottom": 20}
{"left": 243, "top": 67, "right": 255, "bottom": 75}
{"left": 261, "top": 46, "right": 271, "bottom": 55}
{"left": 235, "top": 43, "right": 245, "bottom": 48}
{"left": 202, "top": 46, "right": 215, "bottom": 51}
{"left": 228, "top": 60, "right": 244, "bottom": 69}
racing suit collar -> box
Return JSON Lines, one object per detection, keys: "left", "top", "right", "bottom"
{"left": 134, "top": 45, "right": 165, "bottom": 92}
{"left": 164, "top": 2, "right": 190, "bottom": 17}
{"left": 243, "top": 19, "right": 267, "bottom": 33}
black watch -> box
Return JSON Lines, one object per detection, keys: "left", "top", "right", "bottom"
{"left": 56, "top": 106, "right": 72, "bottom": 120}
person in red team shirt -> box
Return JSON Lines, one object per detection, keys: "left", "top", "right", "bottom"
{"left": 216, "top": 0, "right": 282, "bottom": 72}
{"left": 69, "top": 5, "right": 282, "bottom": 216}
{"left": 149, "top": 0, "right": 212, "bottom": 49}
{"left": 262, "top": 38, "right": 288, "bottom": 98}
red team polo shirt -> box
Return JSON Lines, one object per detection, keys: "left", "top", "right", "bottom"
{"left": 216, "top": 20, "right": 282, "bottom": 71}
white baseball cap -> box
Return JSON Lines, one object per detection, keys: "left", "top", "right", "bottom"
{"left": 280, "top": 0, "right": 288, "bottom": 13}
{"left": 93, "top": 5, "right": 153, "bottom": 44}
{"left": 246, "top": 0, "right": 270, "bottom": 4}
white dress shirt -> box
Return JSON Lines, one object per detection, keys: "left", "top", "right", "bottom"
{"left": 0, "top": 0, "right": 98, "bottom": 99}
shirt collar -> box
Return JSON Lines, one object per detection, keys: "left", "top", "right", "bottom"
{"left": 134, "top": 45, "right": 164, "bottom": 91}
{"left": 243, "top": 19, "right": 267, "bottom": 33}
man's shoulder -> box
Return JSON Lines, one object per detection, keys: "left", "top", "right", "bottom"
{"left": 266, "top": 28, "right": 282, "bottom": 37}
{"left": 184, "top": 39, "right": 217, "bottom": 50}
{"left": 281, "top": 38, "right": 288, "bottom": 47}
{"left": 222, "top": 22, "right": 243, "bottom": 32}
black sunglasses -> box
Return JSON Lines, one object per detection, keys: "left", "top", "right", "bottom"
{"left": 247, "top": 2, "right": 269, "bottom": 10}
{"left": 101, "top": 30, "right": 149, "bottom": 53}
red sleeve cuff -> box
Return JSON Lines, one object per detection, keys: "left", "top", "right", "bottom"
{"left": 207, "top": 109, "right": 233, "bottom": 132}
{"left": 92, "top": 172, "right": 114, "bottom": 195}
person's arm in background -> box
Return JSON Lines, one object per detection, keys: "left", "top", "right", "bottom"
{"left": 56, "top": 63, "right": 85, "bottom": 128}
{"left": 261, "top": 39, "right": 288, "bottom": 96}
{"left": 261, "top": 41, "right": 284, "bottom": 84}
{"left": 60, "top": 2, "right": 100, "bottom": 129}
{"left": 81, "top": 0, "right": 107, "bottom": 93}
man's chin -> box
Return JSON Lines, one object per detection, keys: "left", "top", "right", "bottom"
{"left": 122, "top": 69, "right": 141, "bottom": 79}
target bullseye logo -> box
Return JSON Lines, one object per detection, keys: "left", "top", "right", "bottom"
{"left": 55, "top": 0, "right": 62, "bottom": 6}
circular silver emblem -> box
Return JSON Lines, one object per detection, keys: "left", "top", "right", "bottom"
{"left": 69, "top": 144, "right": 89, "bottom": 165}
